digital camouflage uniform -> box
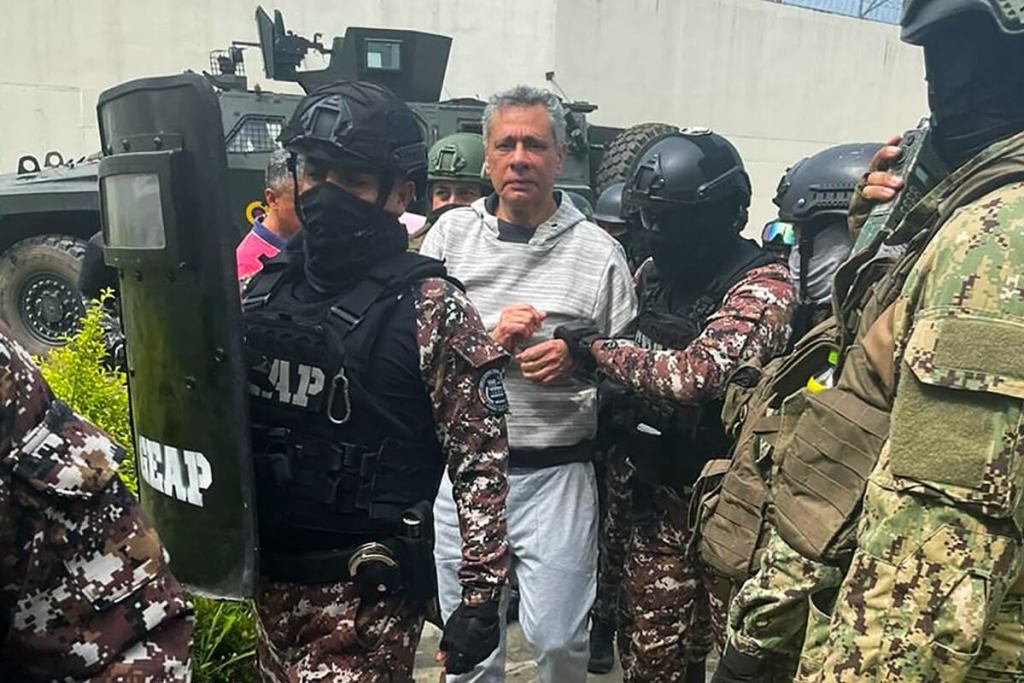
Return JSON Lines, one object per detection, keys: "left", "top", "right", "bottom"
{"left": 592, "top": 443, "right": 633, "bottom": 627}
{"left": 719, "top": 173, "right": 884, "bottom": 682}
{"left": 729, "top": 131, "right": 1024, "bottom": 679}
{"left": 0, "top": 328, "right": 192, "bottom": 681}
{"left": 591, "top": 262, "right": 795, "bottom": 682}
{"left": 801, "top": 177, "right": 1024, "bottom": 683}
{"left": 256, "top": 277, "right": 510, "bottom": 683}
{"left": 725, "top": 529, "right": 843, "bottom": 681}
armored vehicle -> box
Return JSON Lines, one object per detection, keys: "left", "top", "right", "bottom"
{"left": 0, "top": 7, "right": 648, "bottom": 355}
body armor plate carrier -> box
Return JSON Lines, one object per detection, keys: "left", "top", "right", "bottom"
{"left": 242, "top": 249, "right": 455, "bottom": 588}
{"left": 619, "top": 239, "right": 776, "bottom": 490}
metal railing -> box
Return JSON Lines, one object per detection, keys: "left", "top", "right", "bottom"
{"left": 766, "top": 0, "right": 902, "bottom": 24}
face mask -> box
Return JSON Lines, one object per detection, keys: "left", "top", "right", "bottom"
{"left": 788, "top": 222, "right": 852, "bottom": 305}
{"left": 643, "top": 202, "right": 740, "bottom": 284}
{"left": 296, "top": 181, "right": 408, "bottom": 292}
{"left": 924, "top": 17, "right": 1024, "bottom": 168}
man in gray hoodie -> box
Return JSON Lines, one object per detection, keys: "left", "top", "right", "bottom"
{"left": 422, "top": 85, "right": 637, "bottom": 682}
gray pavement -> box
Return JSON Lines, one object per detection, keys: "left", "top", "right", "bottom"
{"left": 413, "top": 623, "right": 623, "bottom": 682}
{"left": 414, "top": 623, "right": 718, "bottom": 682}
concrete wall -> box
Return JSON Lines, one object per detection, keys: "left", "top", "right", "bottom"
{"left": 2, "top": 0, "right": 926, "bottom": 228}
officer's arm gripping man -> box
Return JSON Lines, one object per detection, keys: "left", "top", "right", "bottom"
{"left": 593, "top": 264, "right": 796, "bottom": 404}
{"left": 0, "top": 336, "right": 192, "bottom": 681}
{"left": 415, "top": 278, "right": 511, "bottom": 607}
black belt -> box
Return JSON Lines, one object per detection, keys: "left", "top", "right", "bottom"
{"left": 508, "top": 441, "right": 594, "bottom": 469}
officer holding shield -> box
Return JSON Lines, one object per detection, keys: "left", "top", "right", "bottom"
{"left": 241, "top": 81, "right": 511, "bottom": 681}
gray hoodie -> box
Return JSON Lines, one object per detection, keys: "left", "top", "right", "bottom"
{"left": 421, "top": 191, "right": 637, "bottom": 452}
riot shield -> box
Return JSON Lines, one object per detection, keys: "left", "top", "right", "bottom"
{"left": 96, "top": 74, "right": 257, "bottom": 598}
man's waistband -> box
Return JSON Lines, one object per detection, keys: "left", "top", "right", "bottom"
{"left": 509, "top": 441, "right": 594, "bottom": 469}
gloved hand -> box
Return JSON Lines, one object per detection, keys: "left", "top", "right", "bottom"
{"left": 553, "top": 321, "right": 602, "bottom": 373}
{"left": 710, "top": 643, "right": 770, "bottom": 683}
{"left": 440, "top": 600, "right": 501, "bottom": 675}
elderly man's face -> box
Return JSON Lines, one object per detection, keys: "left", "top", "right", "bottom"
{"left": 486, "top": 104, "right": 564, "bottom": 211}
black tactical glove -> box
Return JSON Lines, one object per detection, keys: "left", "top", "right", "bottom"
{"left": 553, "top": 321, "right": 602, "bottom": 374}
{"left": 710, "top": 643, "right": 770, "bottom": 683}
{"left": 440, "top": 600, "right": 501, "bottom": 675}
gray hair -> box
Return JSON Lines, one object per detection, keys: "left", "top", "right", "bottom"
{"left": 265, "top": 148, "right": 293, "bottom": 193}
{"left": 482, "top": 85, "right": 567, "bottom": 148}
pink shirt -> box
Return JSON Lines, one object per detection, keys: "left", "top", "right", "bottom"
{"left": 236, "top": 219, "right": 288, "bottom": 282}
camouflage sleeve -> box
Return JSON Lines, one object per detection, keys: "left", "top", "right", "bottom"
{"left": 415, "top": 278, "right": 511, "bottom": 606}
{"left": 727, "top": 528, "right": 844, "bottom": 666}
{"left": 0, "top": 337, "right": 191, "bottom": 681}
{"left": 591, "top": 263, "right": 795, "bottom": 405}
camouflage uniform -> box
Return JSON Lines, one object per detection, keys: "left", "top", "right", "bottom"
{"left": 591, "top": 262, "right": 795, "bottom": 682}
{"left": 256, "top": 278, "right": 510, "bottom": 683}
{"left": 592, "top": 443, "right": 633, "bottom": 627}
{"left": 725, "top": 529, "right": 843, "bottom": 681}
{"left": 0, "top": 329, "right": 192, "bottom": 681}
{"left": 801, "top": 179, "right": 1024, "bottom": 683}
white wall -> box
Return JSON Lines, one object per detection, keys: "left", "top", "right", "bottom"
{"left": 552, "top": 0, "right": 927, "bottom": 229}
{"left": 2, "top": 0, "right": 926, "bottom": 228}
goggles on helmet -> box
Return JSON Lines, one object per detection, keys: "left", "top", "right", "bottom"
{"left": 762, "top": 220, "right": 797, "bottom": 246}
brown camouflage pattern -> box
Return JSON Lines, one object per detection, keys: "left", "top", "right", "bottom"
{"left": 0, "top": 330, "right": 192, "bottom": 681}
{"left": 593, "top": 444, "right": 633, "bottom": 625}
{"left": 801, "top": 177, "right": 1024, "bottom": 682}
{"left": 257, "top": 277, "right": 511, "bottom": 680}
{"left": 592, "top": 263, "right": 796, "bottom": 405}
{"left": 414, "top": 277, "right": 510, "bottom": 605}
{"left": 256, "top": 579, "right": 423, "bottom": 683}
{"left": 597, "top": 263, "right": 794, "bottom": 682}
{"left": 617, "top": 484, "right": 724, "bottom": 682}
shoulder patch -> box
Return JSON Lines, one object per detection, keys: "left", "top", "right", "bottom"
{"left": 478, "top": 367, "right": 510, "bottom": 415}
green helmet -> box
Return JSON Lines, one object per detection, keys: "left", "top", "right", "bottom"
{"left": 902, "top": 0, "right": 1024, "bottom": 44}
{"left": 427, "top": 132, "right": 487, "bottom": 185}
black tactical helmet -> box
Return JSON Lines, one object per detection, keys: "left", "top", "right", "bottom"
{"left": 902, "top": 0, "right": 1024, "bottom": 44}
{"left": 594, "top": 182, "right": 627, "bottom": 226}
{"left": 774, "top": 143, "right": 881, "bottom": 224}
{"left": 625, "top": 129, "right": 751, "bottom": 212}
{"left": 279, "top": 80, "right": 427, "bottom": 196}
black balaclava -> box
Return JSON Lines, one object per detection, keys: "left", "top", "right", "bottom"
{"left": 647, "top": 198, "right": 742, "bottom": 286}
{"left": 925, "top": 14, "right": 1024, "bottom": 169}
{"left": 290, "top": 176, "right": 408, "bottom": 294}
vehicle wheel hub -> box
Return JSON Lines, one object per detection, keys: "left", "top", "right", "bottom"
{"left": 19, "top": 274, "right": 85, "bottom": 345}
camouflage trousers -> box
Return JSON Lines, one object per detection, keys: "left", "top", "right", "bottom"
{"left": 796, "top": 448, "right": 1024, "bottom": 683}
{"left": 593, "top": 445, "right": 633, "bottom": 626}
{"left": 255, "top": 579, "right": 425, "bottom": 683}
{"left": 618, "top": 483, "right": 725, "bottom": 683}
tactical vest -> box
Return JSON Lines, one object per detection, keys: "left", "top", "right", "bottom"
{"left": 242, "top": 250, "right": 453, "bottom": 559}
{"left": 697, "top": 132, "right": 1024, "bottom": 578}
{"left": 620, "top": 238, "right": 776, "bottom": 489}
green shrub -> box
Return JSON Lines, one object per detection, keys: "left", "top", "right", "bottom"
{"left": 37, "top": 292, "right": 258, "bottom": 682}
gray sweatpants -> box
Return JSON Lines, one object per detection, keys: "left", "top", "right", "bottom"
{"left": 434, "top": 461, "right": 599, "bottom": 683}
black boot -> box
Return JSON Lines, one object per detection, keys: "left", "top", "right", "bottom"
{"left": 588, "top": 618, "right": 616, "bottom": 674}
{"left": 505, "top": 583, "right": 520, "bottom": 624}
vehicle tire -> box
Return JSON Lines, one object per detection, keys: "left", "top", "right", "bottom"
{"left": 595, "top": 122, "right": 678, "bottom": 193}
{"left": 0, "top": 235, "right": 88, "bottom": 356}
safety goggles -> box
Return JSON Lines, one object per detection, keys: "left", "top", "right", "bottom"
{"left": 761, "top": 220, "right": 797, "bottom": 246}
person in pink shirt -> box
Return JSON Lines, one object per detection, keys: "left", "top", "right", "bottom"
{"left": 237, "top": 149, "right": 302, "bottom": 288}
